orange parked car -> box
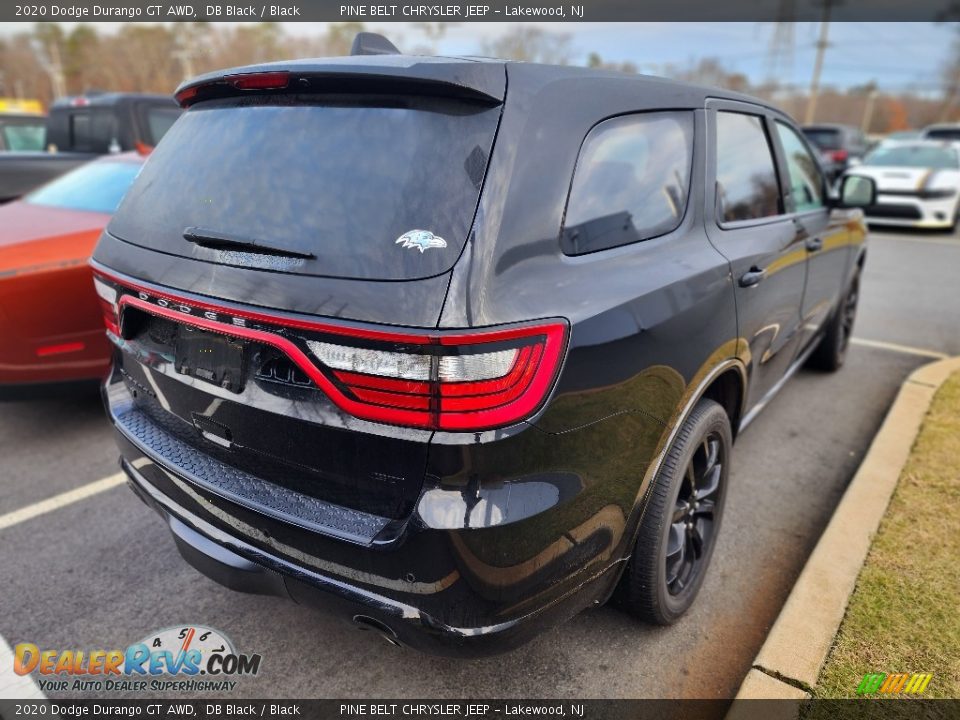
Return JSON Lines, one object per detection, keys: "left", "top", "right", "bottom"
{"left": 0, "top": 153, "right": 143, "bottom": 393}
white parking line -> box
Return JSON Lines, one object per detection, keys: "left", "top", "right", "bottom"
{"left": 850, "top": 337, "right": 949, "bottom": 360}
{"left": 0, "top": 472, "right": 126, "bottom": 532}
{"left": 0, "top": 634, "right": 45, "bottom": 699}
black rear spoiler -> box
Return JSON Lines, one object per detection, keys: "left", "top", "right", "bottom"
{"left": 173, "top": 57, "right": 506, "bottom": 108}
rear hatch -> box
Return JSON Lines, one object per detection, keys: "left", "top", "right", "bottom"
{"left": 96, "top": 60, "right": 505, "bottom": 530}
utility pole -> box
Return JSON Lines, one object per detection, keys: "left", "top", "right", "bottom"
{"left": 860, "top": 86, "right": 879, "bottom": 133}
{"left": 804, "top": 1, "right": 833, "bottom": 125}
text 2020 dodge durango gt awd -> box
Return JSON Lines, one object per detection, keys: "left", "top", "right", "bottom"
{"left": 91, "top": 52, "right": 876, "bottom": 656}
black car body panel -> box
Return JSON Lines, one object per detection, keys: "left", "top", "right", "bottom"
{"left": 93, "top": 55, "right": 867, "bottom": 655}
{"left": 0, "top": 151, "right": 95, "bottom": 204}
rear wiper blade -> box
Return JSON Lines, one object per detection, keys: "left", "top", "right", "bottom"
{"left": 183, "top": 227, "right": 316, "bottom": 260}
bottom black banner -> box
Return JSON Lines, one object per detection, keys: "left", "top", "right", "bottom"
{"left": 0, "top": 699, "right": 957, "bottom": 720}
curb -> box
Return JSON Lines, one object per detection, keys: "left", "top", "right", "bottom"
{"left": 728, "top": 355, "right": 960, "bottom": 705}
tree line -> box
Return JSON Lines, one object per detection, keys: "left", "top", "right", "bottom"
{"left": 0, "top": 23, "right": 956, "bottom": 132}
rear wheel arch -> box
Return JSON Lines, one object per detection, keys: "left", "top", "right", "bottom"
{"left": 701, "top": 367, "right": 746, "bottom": 442}
{"left": 597, "top": 358, "right": 746, "bottom": 605}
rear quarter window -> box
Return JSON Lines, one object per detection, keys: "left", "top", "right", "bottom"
{"left": 560, "top": 111, "right": 693, "bottom": 256}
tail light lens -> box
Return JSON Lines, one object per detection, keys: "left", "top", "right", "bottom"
{"left": 830, "top": 149, "right": 849, "bottom": 163}
{"left": 93, "top": 276, "right": 120, "bottom": 335}
{"left": 307, "top": 324, "right": 566, "bottom": 430}
{"left": 92, "top": 268, "right": 567, "bottom": 432}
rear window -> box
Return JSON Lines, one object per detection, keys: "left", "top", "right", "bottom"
{"left": 802, "top": 128, "right": 841, "bottom": 150}
{"left": 26, "top": 161, "right": 141, "bottom": 213}
{"left": 1, "top": 119, "right": 45, "bottom": 151}
{"left": 108, "top": 96, "right": 501, "bottom": 281}
{"left": 561, "top": 112, "right": 693, "bottom": 255}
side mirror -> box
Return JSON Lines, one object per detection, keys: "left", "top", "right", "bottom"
{"left": 836, "top": 174, "right": 876, "bottom": 209}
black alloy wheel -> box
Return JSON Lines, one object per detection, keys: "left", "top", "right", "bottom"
{"left": 617, "top": 397, "right": 732, "bottom": 624}
{"left": 666, "top": 431, "right": 724, "bottom": 596}
{"left": 809, "top": 272, "right": 860, "bottom": 372}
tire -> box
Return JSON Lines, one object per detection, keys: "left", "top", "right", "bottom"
{"left": 807, "top": 272, "right": 860, "bottom": 372}
{"left": 616, "top": 398, "right": 732, "bottom": 625}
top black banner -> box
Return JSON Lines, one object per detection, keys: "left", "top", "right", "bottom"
{"left": 4, "top": 0, "right": 960, "bottom": 23}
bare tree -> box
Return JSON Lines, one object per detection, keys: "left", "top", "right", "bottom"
{"left": 481, "top": 27, "right": 572, "bottom": 64}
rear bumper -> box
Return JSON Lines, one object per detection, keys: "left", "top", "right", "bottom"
{"left": 120, "top": 451, "right": 619, "bottom": 657}
{"left": 106, "top": 367, "right": 632, "bottom": 657}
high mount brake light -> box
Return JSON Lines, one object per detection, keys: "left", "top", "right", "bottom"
{"left": 227, "top": 71, "right": 290, "bottom": 91}
{"left": 91, "top": 269, "right": 568, "bottom": 432}
{"left": 175, "top": 72, "right": 292, "bottom": 107}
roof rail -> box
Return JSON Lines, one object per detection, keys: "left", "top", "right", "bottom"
{"left": 350, "top": 32, "right": 401, "bottom": 56}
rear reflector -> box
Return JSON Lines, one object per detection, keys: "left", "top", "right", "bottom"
{"left": 36, "top": 341, "right": 85, "bottom": 357}
{"left": 91, "top": 268, "right": 567, "bottom": 432}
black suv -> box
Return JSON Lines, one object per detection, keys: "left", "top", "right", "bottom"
{"left": 92, "top": 45, "right": 875, "bottom": 656}
{"left": 801, "top": 123, "right": 870, "bottom": 182}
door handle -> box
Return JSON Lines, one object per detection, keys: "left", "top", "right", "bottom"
{"left": 806, "top": 236, "right": 824, "bottom": 252}
{"left": 739, "top": 267, "right": 767, "bottom": 288}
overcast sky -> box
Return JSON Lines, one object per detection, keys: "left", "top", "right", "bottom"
{"left": 0, "top": 21, "right": 953, "bottom": 94}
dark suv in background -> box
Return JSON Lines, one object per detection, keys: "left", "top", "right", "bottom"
{"left": 0, "top": 93, "right": 181, "bottom": 204}
{"left": 802, "top": 123, "right": 870, "bottom": 182}
{"left": 92, "top": 38, "right": 875, "bottom": 656}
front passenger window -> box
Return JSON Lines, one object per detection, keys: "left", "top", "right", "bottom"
{"left": 775, "top": 122, "right": 825, "bottom": 213}
{"left": 716, "top": 112, "right": 782, "bottom": 223}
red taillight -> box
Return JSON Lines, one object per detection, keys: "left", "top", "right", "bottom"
{"left": 308, "top": 323, "right": 567, "bottom": 431}
{"left": 93, "top": 276, "right": 120, "bottom": 335}
{"left": 830, "top": 149, "right": 849, "bottom": 163}
{"left": 227, "top": 71, "right": 290, "bottom": 91}
{"left": 91, "top": 268, "right": 568, "bottom": 432}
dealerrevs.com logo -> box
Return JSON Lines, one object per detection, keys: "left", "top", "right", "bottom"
{"left": 14, "top": 625, "right": 262, "bottom": 693}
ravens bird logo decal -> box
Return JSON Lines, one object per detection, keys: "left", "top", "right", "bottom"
{"left": 395, "top": 230, "right": 447, "bottom": 253}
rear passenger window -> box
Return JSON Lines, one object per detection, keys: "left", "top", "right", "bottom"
{"left": 716, "top": 112, "right": 781, "bottom": 223}
{"left": 561, "top": 112, "right": 693, "bottom": 255}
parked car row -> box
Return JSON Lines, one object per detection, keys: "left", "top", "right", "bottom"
{"left": 0, "top": 92, "right": 179, "bottom": 203}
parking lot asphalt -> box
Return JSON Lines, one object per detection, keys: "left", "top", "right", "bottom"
{"left": 1, "top": 228, "right": 957, "bottom": 701}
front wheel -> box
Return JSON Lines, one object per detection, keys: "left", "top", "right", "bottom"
{"left": 616, "top": 398, "right": 731, "bottom": 625}
{"left": 808, "top": 272, "right": 860, "bottom": 372}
